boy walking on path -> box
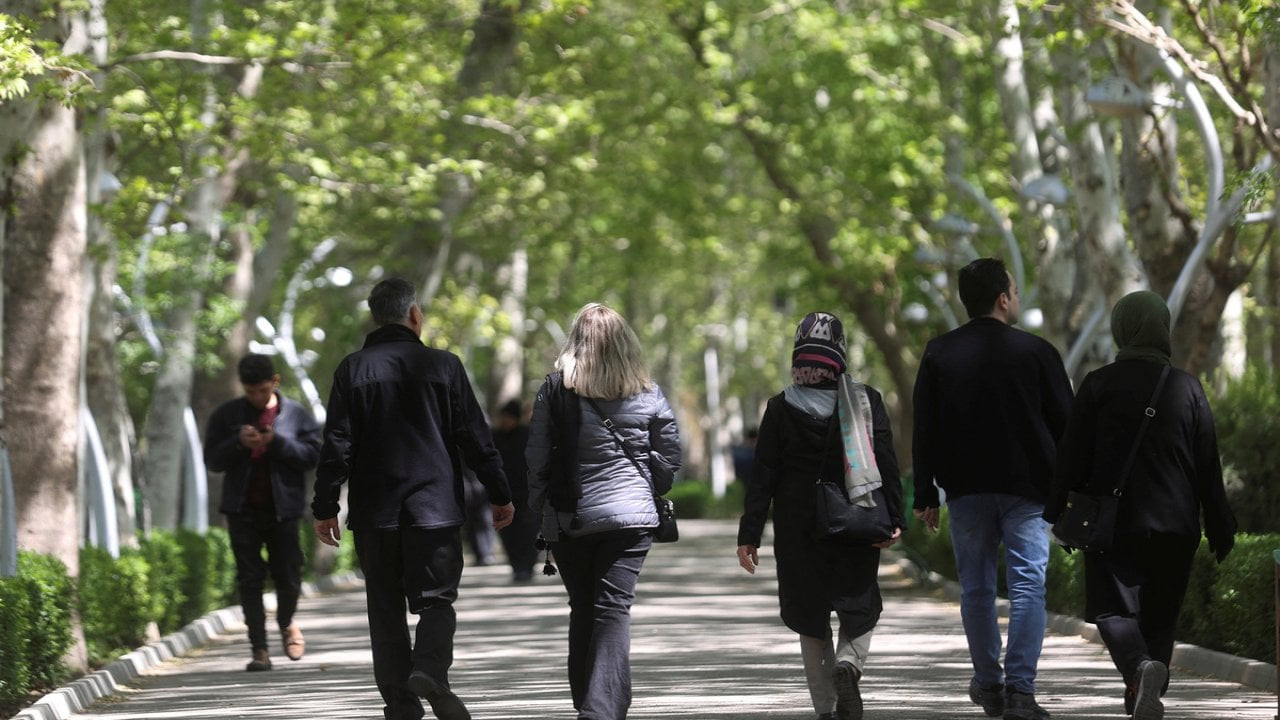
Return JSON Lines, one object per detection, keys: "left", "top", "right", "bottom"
{"left": 204, "top": 354, "right": 322, "bottom": 671}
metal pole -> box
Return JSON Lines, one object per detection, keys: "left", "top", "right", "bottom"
{"left": 81, "top": 405, "right": 120, "bottom": 558}
{"left": 1273, "top": 549, "right": 1279, "bottom": 720}
{"left": 704, "top": 344, "right": 728, "bottom": 499}
{"left": 0, "top": 442, "right": 16, "bottom": 577}
{"left": 181, "top": 406, "right": 208, "bottom": 532}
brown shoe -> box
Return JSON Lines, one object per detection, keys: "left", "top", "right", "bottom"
{"left": 246, "top": 648, "right": 272, "bottom": 672}
{"left": 282, "top": 625, "right": 305, "bottom": 661}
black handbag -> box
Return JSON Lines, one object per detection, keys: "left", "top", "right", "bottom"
{"left": 585, "top": 398, "right": 678, "bottom": 543}
{"left": 812, "top": 403, "right": 893, "bottom": 546}
{"left": 814, "top": 480, "right": 894, "bottom": 545}
{"left": 1052, "top": 364, "right": 1170, "bottom": 552}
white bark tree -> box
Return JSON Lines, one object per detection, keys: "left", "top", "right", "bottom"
{"left": 139, "top": 2, "right": 261, "bottom": 529}
{"left": 83, "top": 0, "right": 138, "bottom": 547}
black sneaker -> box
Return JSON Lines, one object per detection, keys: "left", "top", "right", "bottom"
{"left": 968, "top": 677, "right": 1004, "bottom": 717}
{"left": 1003, "top": 690, "right": 1049, "bottom": 720}
{"left": 1132, "top": 660, "right": 1167, "bottom": 720}
{"left": 832, "top": 660, "right": 863, "bottom": 720}
{"left": 407, "top": 670, "right": 471, "bottom": 720}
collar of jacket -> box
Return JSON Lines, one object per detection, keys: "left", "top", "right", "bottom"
{"left": 238, "top": 391, "right": 283, "bottom": 417}
{"left": 966, "top": 316, "right": 1009, "bottom": 328}
{"left": 363, "top": 323, "right": 422, "bottom": 348}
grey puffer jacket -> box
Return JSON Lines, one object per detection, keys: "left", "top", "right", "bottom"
{"left": 526, "top": 378, "right": 681, "bottom": 539}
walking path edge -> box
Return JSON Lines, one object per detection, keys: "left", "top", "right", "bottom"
{"left": 7, "top": 571, "right": 364, "bottom": 720}
{"left": 893, "top": 554, "right": 1279, "bottom": 692}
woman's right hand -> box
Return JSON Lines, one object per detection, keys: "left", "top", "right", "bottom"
{"left": 736, "top": 544, "right": 759, "bottom": 574}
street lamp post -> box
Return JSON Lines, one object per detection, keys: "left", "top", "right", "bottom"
{"left": 1, "top": 441, "right": 15, "bottom": 576}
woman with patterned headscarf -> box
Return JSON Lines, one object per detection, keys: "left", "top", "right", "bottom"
{"left": 736, "top": 311, "right": 905, "bottom": 720}
{"left": 1048, "top": 290, "right": 1236, "bottom": 720}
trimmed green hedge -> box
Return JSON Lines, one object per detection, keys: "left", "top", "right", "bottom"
{"left": 176, "top": 527, "right": 237, "bottom": 628}
{"left": 15, "top": 552, "right": 74, "bottom": 687}
{"left": 900, "top": 507, "right": 1280, "bottom": 663}
{"left": 664, "top": 477, "right": 747, "bottom": 520}
{"left": 0, "top": 576, "right": 33, "bottom": 707}
{"left": 79, "top": 546, "right": 152, "bottom": 664}
{"left": 1216, "top": 368, "right": 1280, "bottom": 533}
{"left": 140, "top": 531, "right": 187, "bottom": 635}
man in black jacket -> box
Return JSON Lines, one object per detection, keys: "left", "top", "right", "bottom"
{"left": 912, "top": 258, "right": 1073, "bottom": 720}
{"left": 314, "top": 277, "right": 514, "bottom": 720}
{"left": 204, "top": 354, "right": 322, "bottom": 672}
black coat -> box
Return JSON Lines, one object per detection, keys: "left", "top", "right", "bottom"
{"left": 738, "top": 385, "right": 904, "bottom": 639}
{"left": 313, "top": 324, "right": 511, "bottom": 530}
{"left": 912, "top": 317, "right": 1073, "bottom": 507}
{"left": 1048, "top": 359, "right": 1236, "bottom": 551}
{"left": 204, "top": 394, "right": 322, "bottom": 519}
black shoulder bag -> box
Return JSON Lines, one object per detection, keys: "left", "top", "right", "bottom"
{"left": 584, "top": 397, "right": 679, "bottom": 543}
{"left": 813, "top": 409, "right": 894, "bottom": 546}
{"left": 1052, "top": 364, "right": 1171, "bottom": 552}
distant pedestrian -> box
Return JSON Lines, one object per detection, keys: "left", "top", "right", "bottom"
{"left": 912, "top": 258, "right": 1073, "bottom": 720}
{"left": 493, "top": 399, "right": 539, "bottom": 582}
{"left": 1047, "top": 290, "right": 1236, "bottom": 719}
{"left": 313, "top": 277, "right": 514, "bottom": 720}
{"left": 731, "top": 426, "right": 758, "bottom": 485}
{"left": 526, "top": 302, "right": 682, "bottom": 720}
{"left": 204, "top": 354, "right": 321, "bottom": 672}
{"left": 461, "top": 465, "right": 498, "bottom": 565}
{"left": 737, "top": 311, "right": 904, "bottom": 720}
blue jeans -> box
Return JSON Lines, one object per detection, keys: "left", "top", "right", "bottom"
{"left": 947, "top": 493, "right": 1049, "bottom": 695}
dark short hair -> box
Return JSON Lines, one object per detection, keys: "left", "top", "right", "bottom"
{"left": 498, "top": 399, "right": 522, "bottom": 418}
{"left": 368, "top": 277, "right": 417, "bottom": 325}
{"left": 237, "top": 354, "right": 275, "bottom": 385}
{"left": 958, "top": 258, "right": 1011, "bottom": 319}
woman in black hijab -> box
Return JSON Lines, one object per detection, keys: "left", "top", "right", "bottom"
{"left": 1047, "top": 290, "right": 1236, "bottom": 720}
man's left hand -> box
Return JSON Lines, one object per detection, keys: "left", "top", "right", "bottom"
{"left": 491, "top": 503, "right": 515, "bottom": 530}
{"left": 315, "top": 517, "right": 341, "bottom": 547}
{"left": 872, "top": 527, "right": 902, "bottom": 549}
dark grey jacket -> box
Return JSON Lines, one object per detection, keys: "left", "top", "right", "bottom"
{"left": 205, "top": 394, "right": 322, "bottom": 519}
{"left": 526, "top": 378, "right": 681, "bottom": 539}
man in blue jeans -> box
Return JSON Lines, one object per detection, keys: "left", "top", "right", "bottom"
{"left": 911, "top": 258, "right": 1073, "bottom": 720}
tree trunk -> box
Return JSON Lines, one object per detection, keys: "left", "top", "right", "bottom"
{"left": 3, "top": 1, "right": 87, "bottom": 571}
{"left": 990, "top": 0, "right": 1043, "bottom": 187}
{"left": 409, "top": 1, "right": 525, "bottom": 303}
{"left": 140, "top": 9, "right": 262, "bottom": 528}
{"left": 489, "top": 247, "right": 528, "bottom": 408}
{"left": 84, "top": 0, "right": 138, "bottom": 547}
{"left": 1053, "top": 37, "right": 1142, "bottom": 325}
{"left": 1264, "top": 44, "right": 1280, "bottom": 367}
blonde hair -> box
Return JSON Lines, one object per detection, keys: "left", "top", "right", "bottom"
{"left": 556, "top": 303, "right": 652, "bottom": 400}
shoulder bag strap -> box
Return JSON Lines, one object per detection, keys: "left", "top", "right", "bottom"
{"left": 1114, "top": 364, "right": 1172, "bottom": 497}
{"left": 583, "top": 397, "right": 658, "bottom": 498}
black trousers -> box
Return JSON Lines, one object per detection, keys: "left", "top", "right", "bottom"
{"left": 227, "top": 511, "right": 302, "bottom": 653}
{"left": 552, "top": 529, "right": 652, "bottom": 720}
{"left": 355, "top": 526, "right": 464, "bottom": 720}
{"left": 1085, "top": 532, "right": 1199, "bottom": 690}
{"left": 498, "top": 500, "right": 540, "bottom": 578}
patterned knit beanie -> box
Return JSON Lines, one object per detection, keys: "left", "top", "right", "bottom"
{"left": 791, "top": 311, "right": 846, "bottom": 386}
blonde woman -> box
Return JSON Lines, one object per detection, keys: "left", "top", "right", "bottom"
{"left": 526, "top": 303, "right": 682, "bottom": 720}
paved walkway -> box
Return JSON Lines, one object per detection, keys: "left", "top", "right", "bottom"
{"left": 19, "top": 520, "right": 1276, "bottom": 720}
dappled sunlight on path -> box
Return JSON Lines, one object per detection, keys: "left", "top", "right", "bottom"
{"left": 60, "top": 520, "right": 1273, "bottom": 720}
